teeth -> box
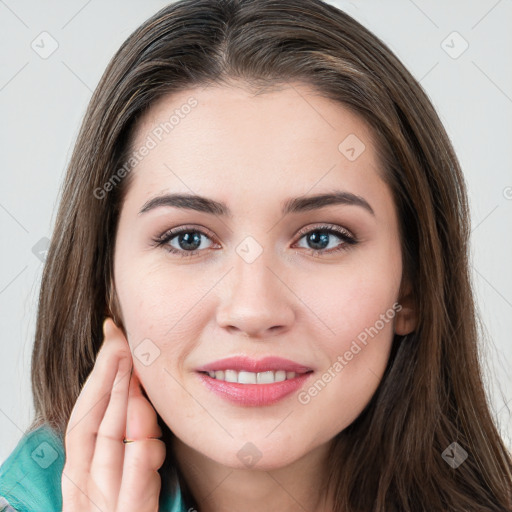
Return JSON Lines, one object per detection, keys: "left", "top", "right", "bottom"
{"left": 206, "top": 369, "right": 298, "bottom": 384}
{"left": 257, "top": 371, "right": 274, "bottom": 384}
{"left": 238, "top": 371, "right": 257, "bottom": 384}
{"left": 224, "top": 369, "right": 237, "bottom": 382}
{"left": 274, "top": 370, "right": 286, "bottom": 382}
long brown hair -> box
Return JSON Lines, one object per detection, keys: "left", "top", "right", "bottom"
{"left": 29, "top": 0, "right": 512, "bottom": 510}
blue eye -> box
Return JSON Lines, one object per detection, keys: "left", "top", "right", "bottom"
{"left": 152, "top": 224, "right": 357, "bottom": 258}
{"left": 294, "top": 225, "right": 358, "bottom": 255}
{"left": 153, "top": 226, "right": 215, "bottom": 257}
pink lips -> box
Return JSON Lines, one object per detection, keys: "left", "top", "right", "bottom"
{"left": 196, "top": 355, "right": 313, "bottom": 374}
{"left": 195, "top": 356, "right": 314, "bottom": 407}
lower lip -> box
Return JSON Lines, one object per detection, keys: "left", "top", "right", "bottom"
{"left": 196, "top": 372, "right": 314, "bottom": 407}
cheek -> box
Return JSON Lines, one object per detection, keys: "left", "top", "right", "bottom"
{"left": 115, "top": 267, "right": 204, "bottom": 427}
{"left": 290, "top": 256, "right": 399, "bottom": 423}
{"left": 115, "top": 260, "right": 213, "bottom": 344}
{"left": 293, "top": 258, "right": 399, "bottom": 350}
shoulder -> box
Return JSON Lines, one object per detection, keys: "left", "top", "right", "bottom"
{"left": 0, "top": 424, "right": 65, "bottom": 512}
{"left": 0, "top": 424, "right": 187, "bottom": 512}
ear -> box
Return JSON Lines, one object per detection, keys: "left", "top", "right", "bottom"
{"left": 394, "top": 279, "right": 417, "bottom": 336}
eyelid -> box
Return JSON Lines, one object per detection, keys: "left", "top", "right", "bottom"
{"left": 294, "top": 222, "right": 354, "bottom": 240}
{"left": 154, "top": 224, "right": 217, "bottom": 244}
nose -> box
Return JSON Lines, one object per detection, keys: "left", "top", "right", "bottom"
{"left": 215, "top": 250, "right": 295, "bottom": 339}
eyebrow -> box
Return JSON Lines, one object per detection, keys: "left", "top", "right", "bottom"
{"left": 138, "top": 190, "right": 375, "bottom": 217}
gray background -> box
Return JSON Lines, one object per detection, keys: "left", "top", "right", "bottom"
{"left": 1, "top": 0, "right": 511, "bottom": 463}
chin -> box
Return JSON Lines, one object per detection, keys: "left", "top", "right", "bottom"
{"left": 198, "top": 436, "right": 309, "bottom": 471}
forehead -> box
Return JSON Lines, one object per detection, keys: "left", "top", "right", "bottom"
{"left": 123, "top": 82, "right": 388, "bottom": 216}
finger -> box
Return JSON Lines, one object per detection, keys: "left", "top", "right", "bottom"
{"left": 116, "top": 372, "right": 166, "bottom": 512}
{"left": 63, "top": 318, "right": 131, "bottom": 479}
{"left": 117, "top": 439, "right": 166, "bottom": 512}
{"left": 124, "top": 371, "right": 162, "bottom": 441}
{"left": 89, "top": 354, "right": 132, "bottom": 503}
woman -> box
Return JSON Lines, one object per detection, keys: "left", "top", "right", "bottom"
{"left": 0, "top": 0, "right": 511, "bottom": 510}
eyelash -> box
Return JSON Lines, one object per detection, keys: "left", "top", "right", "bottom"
{"left": 151, "top": 224, "right": 358, "bottom": 258}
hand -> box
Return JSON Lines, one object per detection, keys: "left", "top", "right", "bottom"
{"left": 61, "top": 318, "right": 166, "bottom": 511}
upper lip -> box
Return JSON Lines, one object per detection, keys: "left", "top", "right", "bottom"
{"left": 196, "top": 356, "right": 313, "bottom": 374}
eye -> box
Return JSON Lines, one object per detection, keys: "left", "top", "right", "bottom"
{"left": 152, "top": 223, "right": 358, "bottom": 258}
{"left": 293, "top": 224, "right": 358, "bottom": 256}
{"left": 152, "top": 225, "right": 217, "bottom": 257}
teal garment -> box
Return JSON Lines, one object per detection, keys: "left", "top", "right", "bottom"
{"left": 0, "top": 424, "right": 186, "bottom": 512}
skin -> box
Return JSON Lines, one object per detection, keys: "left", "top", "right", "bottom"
{"left": 64, "top": 82, "right": 417, "bottom": 512}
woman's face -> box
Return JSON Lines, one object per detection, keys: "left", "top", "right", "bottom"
{"left": 113, "top": 82, "right": 415, "bottom": 470}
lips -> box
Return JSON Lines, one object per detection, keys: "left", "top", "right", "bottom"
{"left": 198, "top": 371, "right": 313, "bottom": 406}
{"left": 196, "top": 356, "right": 313, "bottom": 374}
{"left": 195, "top": 356, "right": 314, "bottom": 406}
